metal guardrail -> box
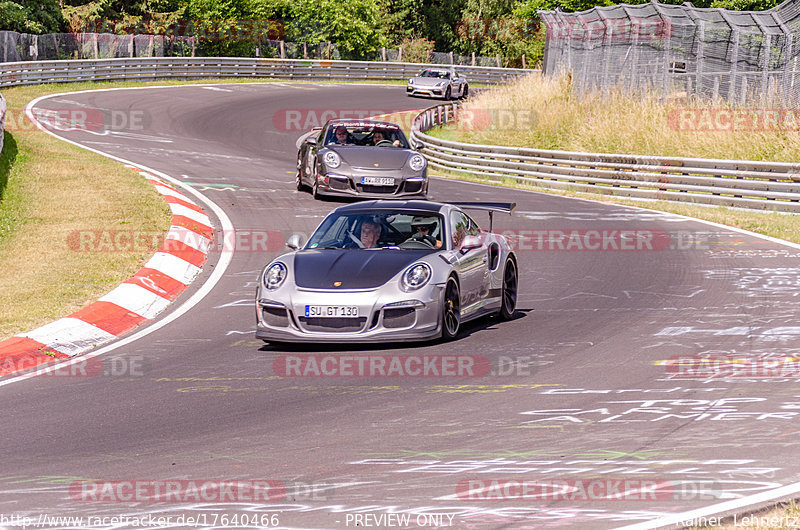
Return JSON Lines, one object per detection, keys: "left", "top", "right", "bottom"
{"left": 0, "top": 57, "right": 531, "bottom": 88}
{"left": 411, "top": 101, "right": 800, "bottom": 213}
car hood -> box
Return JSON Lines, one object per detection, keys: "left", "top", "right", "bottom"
{"left": 410, "top": 78, "right": 448, "bottom": 87}
{"left": 330, "top": 147, "right": 412, "bottom": 170}
{"left": 293, "top": 249, "right": 431, "bottom": 289}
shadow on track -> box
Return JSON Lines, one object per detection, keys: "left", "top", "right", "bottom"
{"left": 257, "top": 308, "right": 531, "bottom": 353}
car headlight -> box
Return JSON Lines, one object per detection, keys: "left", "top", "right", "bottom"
{"left": 401, "top": 263, "right": 431, "bottom": 291}
{"left": 409, "top": 154, "right": 426, "bottom": 172}
{"left": 323, "top": 151, "right": 341, "bottom": 169}
{"left": 263, "top": 262, "right": 287, "bottom": 290}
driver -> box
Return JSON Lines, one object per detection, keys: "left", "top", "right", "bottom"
{"left": 409, "top": 216, "right": 442, "bottom": 249}
{"left": 359, "top": 219, "right": 382, "bottom": 248}
{"left": 373, "top": 129, "right": 401, "bottom": 147}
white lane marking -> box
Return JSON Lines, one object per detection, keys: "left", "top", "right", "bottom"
{"left": 144, "top": 252, "right": 201, "bottom": 284}
{"left": 19, "top": 318, "right": 116, "bottom": 356}
{"left": 200, "top": 86, "right": 233, "bottom": 92}
{"left": 98, "top": 284, "right": 171, "bottom": 320}
{"left": 1, "top": 87, "right": 235, "bottom": 388}
{"left": 168, "top": 202, "right": 212, "bottom": 226}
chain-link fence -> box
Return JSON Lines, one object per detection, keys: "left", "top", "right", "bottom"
{"left": 0, "top": 30, "right": 517, "bottom": 66}
{"left": 0, "top": 31, "right": 198, "bottom": 61}
{"left": 539, "top": 0, "right": 800, "bottom": 105}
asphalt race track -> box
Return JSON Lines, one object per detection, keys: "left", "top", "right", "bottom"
{"left": 2, "top": 82, "right": 800, "bottom": 529}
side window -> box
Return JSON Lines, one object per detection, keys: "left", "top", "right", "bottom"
{"left": 450, "top": 211, "right": 469, "bottom": 249}
{"left": 465, "top": 214, "right": 481, "bottom": 237}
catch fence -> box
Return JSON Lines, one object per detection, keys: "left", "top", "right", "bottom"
{"left": 539, "top": 0, "right": 800, "bottom": 105}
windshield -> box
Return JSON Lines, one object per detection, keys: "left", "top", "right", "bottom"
{"left": 324, "top": 123, "right": 410, "bottom": 148}
{"left": 419, "top": 70, "right": 450, "bottom": 79}
{"left": 307, "top": 211, "right": 444, "bottom": 250}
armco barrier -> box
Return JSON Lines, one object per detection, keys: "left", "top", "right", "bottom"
{"left": 410, "top": 102, "right": 800, "bottom": 213}
{"left": 0, "top": 57, "right": 530, "bottom": 88}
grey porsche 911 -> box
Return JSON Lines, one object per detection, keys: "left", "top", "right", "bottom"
{"left": 295, "top": 119, "right": 428, "bottom": 199}
{"left": 255, "top": 200, "right": 518, "bottom": 344}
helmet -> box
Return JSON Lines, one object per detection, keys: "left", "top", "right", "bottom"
{"left": 411, "top": 216, "right": 437, "bottom": 231}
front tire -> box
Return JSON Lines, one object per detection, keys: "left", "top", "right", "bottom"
{"left": 444, "top": 86, "right": 452, "bottom": 100}
{"left": 499, "top": 258, "right": 518, "bottom": 320}
{"left": 441, "top": 277, "right": 461, "bottom": 340}
{"left": 461, "top": 84, "right": 469, "bottom": 99}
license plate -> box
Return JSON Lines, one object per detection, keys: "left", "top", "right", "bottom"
{"left": 361, "top": 177, "right": 395, "bottom": 186}
{"left": 305, "top": 305, "right": 359, "bottom": 318}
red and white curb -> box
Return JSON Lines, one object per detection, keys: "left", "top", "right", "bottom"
{"left": 0, "top": 166, "right": 213, "bottom": 377}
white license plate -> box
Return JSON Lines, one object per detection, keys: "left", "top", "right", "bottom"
{"left": 361, "top": 177, "right": 395, "bottom": 186}
{"left": 305, "top": 305, "right": 359, "bottom": 318}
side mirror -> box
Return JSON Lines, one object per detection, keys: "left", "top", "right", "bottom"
{"left": 460, "top": 235, "right": 482, "bottom": 252}
{"left": 286, "top": 234, "right": 304, "bottom": 250}
{"left": 412, "top": 139, "right": 424, "bottom": 150}
{"left": 306, "top": 136, "right": 317, "bottom": 146}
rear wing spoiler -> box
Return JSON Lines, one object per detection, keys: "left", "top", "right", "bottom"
{"left": 448, "top": 202, "right": 516, "bottom": 232}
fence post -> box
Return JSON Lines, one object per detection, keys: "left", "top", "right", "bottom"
{"left": 398, "top": 47, "right": 402, "bottom": 61}
{"left": 93, "top": 33, "right": 99, "bottom": 59}
{"left": 382, "top": 47, "right": 386, "bottom": 61}
{"left": 770, "top": 13, "right": 792, "bottom": 106}
{"left": 129, "top": 33, "right": 134, "bottom": 57}
{"left": 695, "top": 21, "right": 704, "bottom": 100}
{"left": 327, "top": 41, "right": 332, "bottom": 59}
{"left": 148, "top": 35, "right": 154, "bottom": 57}
{"left": 522, "top": 54, "right": 526, "bottom": 69}
{"left": 449, "top": 51, "right": 454, "bottom": 64}
{"left": 303, "top": 42, "right": 307, "bottom": 59}
{"left": 472, "top": 52, "right": 476, "bottom": 66}
{"left": 280, "top": 40, "right": 285, "bottom": 59}
{"left": 496, "top": 54, "right": 501, "bottom": 67}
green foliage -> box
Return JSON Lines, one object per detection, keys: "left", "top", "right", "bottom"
{"left": 710, "top": 0, "right": 779, "bottom": 10}
{"left": 280, "top": 0, "right": 388, "bottom": 59}
{"left": 398, "top": 37, "right": 434, "bottom": 62}
{"left": 0, "top": 0, "right": 65, "bottom": 33}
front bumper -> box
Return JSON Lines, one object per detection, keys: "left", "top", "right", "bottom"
{"left": 406, "top": 85, "right": 448, "bottom": 99}
{"left": 315, "top": 171, "right": 428, "bottom": 198}
{"left": 256, "top": 284, "right": 444, "bottom": 343}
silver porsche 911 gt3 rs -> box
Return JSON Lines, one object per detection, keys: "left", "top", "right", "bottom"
{"left": 296, "top": 119, "right": 428, "bottom": 199}
{"left": 256, "top": 200, "right": 518, "bottom": 343}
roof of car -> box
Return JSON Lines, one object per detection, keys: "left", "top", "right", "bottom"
{"left": 333, "top": 200, "right": 446, "bottom": 214}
